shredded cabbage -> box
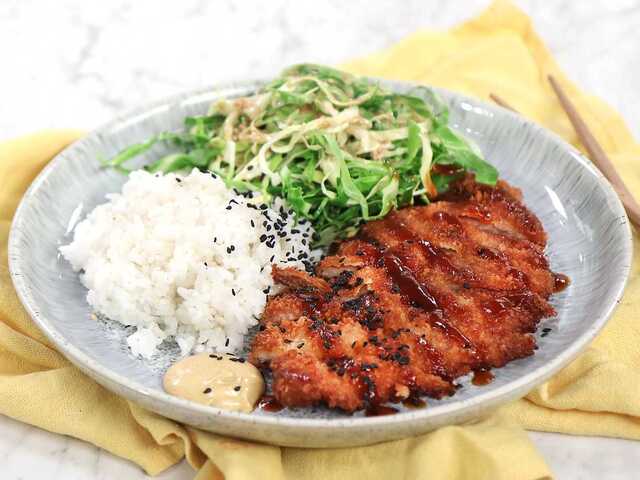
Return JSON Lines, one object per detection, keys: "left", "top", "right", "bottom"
{"left": 106, "top": 64, "right": 498, "bottom": 246}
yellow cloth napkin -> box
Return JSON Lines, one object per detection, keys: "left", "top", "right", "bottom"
{"left": 1, "top": 1, "right": 638, "bottom": 478}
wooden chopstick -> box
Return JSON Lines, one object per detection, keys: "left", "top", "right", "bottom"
{"left": 489, "top": 83, "right": 640, "bottom": 229}
{"left": 489, "top": 93, "right": 517, "bottom": 112}
{"left": 547, "top": 75, "right": 640, "bottom": 228}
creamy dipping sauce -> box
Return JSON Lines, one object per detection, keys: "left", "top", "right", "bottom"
{"left": 163, "top": 353, "right": 265, "bottom": 413}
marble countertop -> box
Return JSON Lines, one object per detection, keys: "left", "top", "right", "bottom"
{"left": 1, "top": 0, "right": 639, "bottom": 478}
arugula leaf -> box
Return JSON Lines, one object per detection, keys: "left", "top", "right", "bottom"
{"left": 105, "top": 63, "right": 499, "bottom": 246}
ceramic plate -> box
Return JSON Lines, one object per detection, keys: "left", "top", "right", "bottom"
{"left": 8, "top": 80, "right": 633, "bottom": 448}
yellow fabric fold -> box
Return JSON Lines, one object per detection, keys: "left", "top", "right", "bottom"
{"left": 0, "top": 1, "right": 637, "bottom": 478}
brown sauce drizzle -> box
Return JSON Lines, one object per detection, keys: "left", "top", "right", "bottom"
{"left": 433, "top": 210, "right": 462, "bottom": 228}
{"left": 462, "top": 204, "right": 492, "bottom": 222}
{"left": 477, "top": 247, "right": 530, "bottom": 288}
{"left": 482, "top": 292, "right": 532, "bottom": 316}
{"left": 381, "top": 217, "right": 475, "bottom": 350}
{"left": 365, "top": 405, "right": 398, "bottom": 417}
{"left": 258, "top": 395, "right": 283, "bottom": 412}
{"left": 472, "top": 369, "right": 494, "bottom": 386}
{"left": 388, "top": 216, "right": 460, "bottom": 276}
{"left": 382, "top": 253, "right": 438, "bottom": 312}
{"left": 386, "top": 215, "right": 416, "bottom": 242}
{"left": 402, "top": 397, "right": 427, "bottom": 409}
{"left": 553, "top": 273, "right": 570, "bottom": 292}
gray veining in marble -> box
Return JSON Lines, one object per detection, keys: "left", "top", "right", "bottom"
{"left": 0, "top": 0, "right": 639, "bottom": 141}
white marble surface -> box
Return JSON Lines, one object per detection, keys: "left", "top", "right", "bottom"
{"left": 1, "top": 0, "right": 639, "bottom": 478}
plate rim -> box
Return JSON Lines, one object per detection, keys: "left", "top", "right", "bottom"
{"left": 8, "top": 79, "right": 634, "bottom": 435}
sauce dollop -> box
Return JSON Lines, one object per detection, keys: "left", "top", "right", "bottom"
{"left": 163, "top": 353, "right": 265, "bottom": 413}
{"left": 472, "top": 369, "right": 494, "bottom": 386}
{"left": 257, "top": 395, "right": 284, "bottom": 412}
{"left": 365, "top": 405, "right": 398, "bottom": 417}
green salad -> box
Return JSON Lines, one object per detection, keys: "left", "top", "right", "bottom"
{"left": 106, "top": 64, "right": 498, "bottom": 246}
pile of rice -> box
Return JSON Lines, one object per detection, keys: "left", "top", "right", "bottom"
{"left": 60, "top": 168, "right": 316, "bottom": 358}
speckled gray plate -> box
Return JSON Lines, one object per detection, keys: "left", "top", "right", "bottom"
{"left": 8, "top": 80, "right": 633, "bottom": 448}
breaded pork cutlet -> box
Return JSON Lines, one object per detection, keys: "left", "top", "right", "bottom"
{"left": 250, "top": 177, "right": 568, "bottom": 412}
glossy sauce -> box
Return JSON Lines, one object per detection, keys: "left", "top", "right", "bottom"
{"left": 257, "top": 395, "right": 284, "bottom": 412}
{"left": 382, "top": 253, "right": 438, "bottom": 312}
{"left": 553, "top": 273, "right": 570, "bottom": 292}
{"left": 433, "top": 210, "right": 463, "bottom": 228}
{"left": 477, "top": 247, "right": 529, "bottom": 288}
{"left": 163, "top": 353, "right": 265, "bottom": 413}
{"left": 464, "top": 204, "right": 492, "bottom": 222}
{"left": 472, "top": 369, "right": 494, "bottom": 386}
{"left": 482, "top": 292, "right": 532, "bottom": 316}
{"left": 365, "top": 405, "right": 398, "bottom": 417}
{"left": 402, "top": 398, "right": 427, "bottom": 409}
{"left": 383, "top": 217, "right": 475, "bottom": 350}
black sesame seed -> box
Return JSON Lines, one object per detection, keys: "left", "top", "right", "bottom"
{"left": 260, "top": 234, "right": 267, "bottom": 242}
{"left": 203, "top": 387, "right": 212, "bottom": 394}
{"left": 225, "top": 338, "right": 230, "bottom": 347}
{"left": 351, "top": 341, "right": 356, "bottom": 348}
{"left": 204, "top": 262, "right": 208, "bottom": 267}
{"left": 270, "top": 255, "right": 275, "bottom": 263}
{"left": 210, "top": 172, "right": 217, "bottom": 179}
{"left": 225, "top": 205, "right": 232, "bottom": 210}
{"left": 234, "top": 386, "right": 241, "bottom": 391}
{"left": 213, "top": 237, "right": 217, "bottom": 243}
{"left": 297, "top": 342, "right": 305, "bottom": 349}
{"left": 251, "top": 220, "right": 255, "bottom": 228}
{"left": 259, "top": 204, "right": 268, "bottom": 210}
{"left": 291, "top": 229, "right": 300, "bottom": 234}
{"left": 231, "top": 288, "right": 236, "bottom": 296}
{"left": 175, "top": 178, "right": 182, "bottom": 183}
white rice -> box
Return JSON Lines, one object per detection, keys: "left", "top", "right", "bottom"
{"left": 60, "top": 168, "right": 316, "bottom": 359}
